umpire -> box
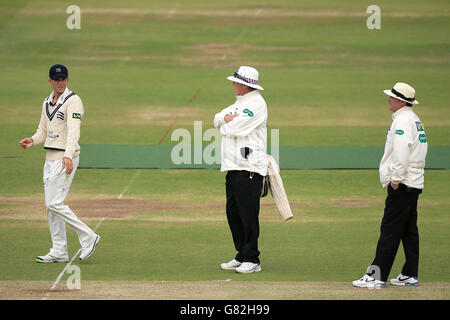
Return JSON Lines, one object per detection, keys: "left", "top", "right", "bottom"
{"left": 353, "top": 82, "right": 428, "bottom": 288}
{"left": 214, "top": 66, "right": 268, "bottom": 274}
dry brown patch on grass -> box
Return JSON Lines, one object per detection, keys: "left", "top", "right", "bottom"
{"left": 20, "top": 8, "right": 450, "bottom": 18}
{"left": 215, "top": 17, "right": 341, "bottom": 25}
{"left": 185, "top": 43, "right": 234, "bottom": 55}
{"left": 185, "top": 43, "right": 335, "bottom": 55}
{"left": 176, "top": 57, "right": 280, "bottom": 68}
{"left": 0, "top": 196, "right": 311, "bottom": 222}
{"left": 130, "top": 106, "right": 206, "bottom": 125}
{"left": 96, "top": 42, "right": 136, "bottom": 47}
{"left": 178, "top": 42, "right": 339, "bottom": 67}
{"left": 2, "top": 281, "right": 449, "bottom": 300}
{"left": 177, "top": 43, "right": 288, "bottom": 67}
{"left": 330, "top": 199, "right": 383, "bottom": 208}
{"left": 419, "top": 201, "right": 444, "bottom": 206}
{"left": 242, "top": 44, "right": 336, "bottom": 52}
{"left": 294, "top": 60, "right": 331, "bottom": 65}
{"left": 62, "top": 56, "right": 134, "bottom": 62}
{"left": 0, "top": 197, "right": 224, "bottom": 220}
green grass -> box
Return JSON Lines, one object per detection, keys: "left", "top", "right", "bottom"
{"left": 0, "top": 169, "right": 449, "bottom": 283}
{"left": 0, "top": 0, "right": 449, "bottom": 298}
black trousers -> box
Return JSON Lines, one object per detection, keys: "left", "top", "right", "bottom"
{"left": 370, "top": 183, "right": 422, "bottom": 282}
{"left": 225, "top": 170, "right": 263, "bottom": 264}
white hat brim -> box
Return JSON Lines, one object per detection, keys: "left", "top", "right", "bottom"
{"left": 227, "top": 76, "right": 264, "bottom": 90}
{"left": 384, "top": 90, "right": 419, "bottom": 104}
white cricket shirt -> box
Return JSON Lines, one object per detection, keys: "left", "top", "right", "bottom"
{"left": 31, "top": 87, "right": 84, "bottom": 160}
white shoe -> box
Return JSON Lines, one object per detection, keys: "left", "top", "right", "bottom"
{"left": 220, "top": 259, "right": 242, "bottom": 271}
{"left": 35, "top": 253, "right": 69, "bottom": 263}
{"left": 235, "top": 262, "right": 262, "bottom": 274}
{"left": 390, "top": 274, "right": 419, "bottom": 286}
{"left": 79, "top": 234, "right": 100, "bottom": 260}
{"left": 352, "top": 274, "right": 386, "bottom": 288}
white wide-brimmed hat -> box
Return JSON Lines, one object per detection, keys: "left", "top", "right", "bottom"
{"left": 384, "top": 82, "right": 419, "bottom": 105}
{"left": 227, "top": 66, "right": 264, "bottom": 90}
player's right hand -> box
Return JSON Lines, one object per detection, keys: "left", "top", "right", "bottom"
{"left": 224, "top": 114, "right": 239, "bottom": 123}
{"left": 19, "top": 137, "right": 33, "bottom": 149}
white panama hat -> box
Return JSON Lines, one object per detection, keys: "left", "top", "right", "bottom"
{"left": 384, "top": 82, "right": 419, "bottom": 105}
{"left": 227, "top": 66, "right": 264, "bottom": 90}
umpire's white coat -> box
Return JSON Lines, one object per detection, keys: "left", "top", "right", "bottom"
{"left": 379, "top": 107, "right": 428, "bottom": 189}
{"left": 214, "top": 90, "right": 268, "bottom": 176}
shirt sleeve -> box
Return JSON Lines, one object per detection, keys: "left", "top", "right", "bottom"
{"left": 31, "top": 103, "right": 47, "bottom": 146}
{"left": 63, "top": 96, "right": 84, "bottom": 160}
{"left": 390, "top": 117, "right": 413, "bottom": 184}
{"left": 214, "top": 106, "right": 230, "bottom": 129}
{"left": 220, "top": 100, "right": 267, "bottom": 138}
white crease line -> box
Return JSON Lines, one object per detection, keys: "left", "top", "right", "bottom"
{"left": 41, "top": 218, "right": 105, "bottom": 300}
{"left": 118, "top": 169, "right": 141, "bottom": 199}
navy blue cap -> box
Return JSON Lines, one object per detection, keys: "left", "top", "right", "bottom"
{"left": 49, "top": 64, "right": 68, "bottom": 80}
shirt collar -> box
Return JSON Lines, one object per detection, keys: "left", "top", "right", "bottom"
{"left": 392, "top": 106, "right": 409, "bottom": 120}
{"left": 236, "top": 90, "right": 261, "bottom": 102}
{"left": 49, "top": 87, "right": 71, "bottom": 105}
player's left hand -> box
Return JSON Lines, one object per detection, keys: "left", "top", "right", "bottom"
{"left": 62, "top": 157, "right": 73, "bottom": 175}
{"left": 390, "top": 182, "right": 399, "bottom": 190}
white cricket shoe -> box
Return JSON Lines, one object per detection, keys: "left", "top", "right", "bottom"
{"left": 390, "top": 274, "right": 419, "bottom": 286}
{"left": 352, "top": 274, "right": 386, "bottom": 288}
{"left": 79, "top": 234, "right": 100, "bottom": 261}
{"left": 235, "top": 262, "right": 262, "bottom": 274}
{"left": 220, "top": 259, "right": 242, "bottom": 271}
{"left": 35, "top": 253, "right": 69, "bottom": 263}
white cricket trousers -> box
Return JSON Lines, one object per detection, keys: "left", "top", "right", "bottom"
{"left": 43, "top": 157, "right": 95, "bottom": 258}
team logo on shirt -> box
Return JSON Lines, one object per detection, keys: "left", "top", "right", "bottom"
{"left": 415, "top": 121, "right": 424, "bottom": 132}
{"left": 72, "top": 113, "right": 82, "bottom": 119}
{"left": 395, "top": 130, "right": 404, "bottom": 135}
{"left": 418, "top": 133, "right": 427, "bottom": 143}
{"left": 243, "top": 108, "right": 254, "bottom": 117}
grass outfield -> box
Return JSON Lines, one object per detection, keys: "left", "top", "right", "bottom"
{"left": 0, "top": 170, "right": 449, "bottom": 299}
{"left": 0, "top": 0, "right": 449, "bottom": 299}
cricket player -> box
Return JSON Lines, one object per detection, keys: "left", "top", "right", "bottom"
{"left": 19, "top": 64, "right": 100, "bottom": 263}
{"left": 353, "top": 82, "right": 428, "bottom": 288}
{"left": 214, "top": 66, "right": 268, "bottom": 274}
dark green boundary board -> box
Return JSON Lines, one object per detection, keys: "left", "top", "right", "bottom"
{"left": 78, "top": 145, "right": 450, "bottom": 169}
